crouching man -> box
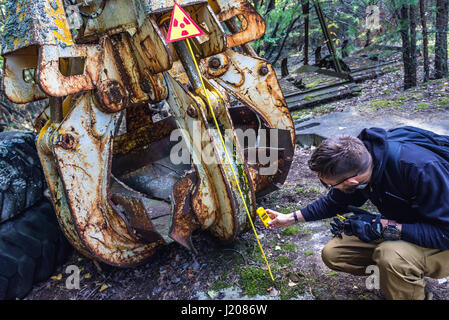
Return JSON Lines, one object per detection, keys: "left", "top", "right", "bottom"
{"left": 267, "top": 127, "right": 449, "bottom": 300}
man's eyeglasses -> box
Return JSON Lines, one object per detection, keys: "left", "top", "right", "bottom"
{"left": 319, "top": 172, "right": 358, "bottom": 189}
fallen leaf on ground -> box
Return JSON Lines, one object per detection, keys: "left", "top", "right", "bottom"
{"left": 269, "top": 287, "right": 279, "bottom": 297}
{"left": 187, "top": 269, "right": 195, "bottom": 279}
{"left": 288, "top": 280, "right": 297, "bottom": 287}
{"left": 100, "top": 284, "right": 109, "bottom": 292}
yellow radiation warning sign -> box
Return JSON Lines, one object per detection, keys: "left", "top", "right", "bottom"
{"left": 166, "top": 2, "right": 204, "bottom": 43}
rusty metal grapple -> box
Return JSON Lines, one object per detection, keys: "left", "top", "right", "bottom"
{"left": 1, "top": 0, "right": 295, "bottom": 267}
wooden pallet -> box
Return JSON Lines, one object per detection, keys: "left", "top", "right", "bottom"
{"left": 279, "top": 52, "right": 401, "bottom": 111}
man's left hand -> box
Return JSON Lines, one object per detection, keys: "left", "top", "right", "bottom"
{"left": 347, "top": 214, "right": 383, "bottom": 242}
{"left": 339, "top": 206, "right": 383, "bottom": 242}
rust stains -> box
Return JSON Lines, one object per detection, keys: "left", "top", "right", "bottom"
{"left": 216, "top": 1, "right": 265, "bottom": 49}
{"left": 96, "top": 80, "right": 129, "bottom": 113}
{"left": 168, "top": 170, "right": 200, "bottom": 253}
{"left": 55, "top": 133, "right": 77, "bottom": 150}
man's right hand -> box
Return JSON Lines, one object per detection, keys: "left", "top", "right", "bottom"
{"left": 266, "top": 209, "right": 297, "bottom": 230}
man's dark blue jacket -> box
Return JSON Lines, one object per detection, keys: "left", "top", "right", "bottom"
{"left": 301, "top": 127, "right": 449, "bottom": 250}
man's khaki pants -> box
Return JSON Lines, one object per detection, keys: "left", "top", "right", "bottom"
{"left": 321, "top": 234, "right": 449, "bottom": 300}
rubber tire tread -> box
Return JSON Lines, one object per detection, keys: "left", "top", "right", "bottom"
{"left": 0, "top": 201, "right": 73, "bottom": 300}
{"left": 0, "top": 131, "right": 45, "bottom": 223}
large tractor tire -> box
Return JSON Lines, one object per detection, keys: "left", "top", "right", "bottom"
{"left": 0, "top": 131, "right": 45, "bottom": 223}
{"left": 0, "top": 131, "right": 73, "bottom": 300}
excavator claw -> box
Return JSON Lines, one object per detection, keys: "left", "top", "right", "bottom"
{"left": 2, "top": 0, "right": 295, "bottom": 267}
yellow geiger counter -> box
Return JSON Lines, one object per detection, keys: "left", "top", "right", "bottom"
{"left": 256, "top": 207, "right": 272, "bottom": 227}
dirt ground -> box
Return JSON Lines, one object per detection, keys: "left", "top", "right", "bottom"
{"left": 19, "top": 54, "right": 449, "bottom": 301}
{"left": 25, "top": 145, "right": 449, "bottom": 300}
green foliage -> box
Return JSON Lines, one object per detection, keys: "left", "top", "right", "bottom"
{"left": 278, "top": 276, "right": 305, "bottom": 300}
{"left": 238, "top": 266, "right": 274, "bottom": 297}
{"left": 416, "top": 103, "right": 429, "bottom": 110}
{"left": 277, "top": 255, "right": 291, "bottom": 266}
{"left": 211, "top": 278, "right": 232, "bottom": 291}
{"left": 304, "top": 250, "right": 314, "bottom": 257}
{"left": 280, "top": 242, "right": 298, "bottom": 252}
{"left": 435, "top": 97, "right": 449, "bottom": 108}
{"left": 280, "top": 224, "right": 302, "bottom": 236}
{"left": 305, "top": 80, "right": 324, "bottom": 89}
{"left": 370, "top": 100, "right": 401, "bottom": 109}
{"left": 304, "top": 95, "right": 315, "bottom": 102}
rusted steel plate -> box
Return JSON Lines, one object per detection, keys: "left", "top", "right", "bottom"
{"left": 2, "top": 46, "right": 48, "bottom": 104}
{"left": 95, "top": 36, "right": 131, "bottom": 113}
{"left": 169, "top": 170, "right": 201, "bottom": 252}
{"left": 114, "top": 116, "right": 177, "bottom": 156}
{"left": 134, "top": 16, "right": 173, "bottom": 74}
{"left": 75, "top": 2, "right": 174, "bottom": 75}
{"left": 110, "top": 178, "right": 170, "bottom": 244}
{"left": 38, "top": 44, "right": 102, "bottom": 97}
{"left": 82, "top": 0, "right": 140, "bottom": 39}
{"left": 36, "top": 122, "right": 94, "bottom": 260}
{"left": 2, "top": 0, "right": 74, "bottom": 55}
{"left": 164, "top": 73, "right": 220, "bottom": 237}
{"left": 164, "top": 72, "right": 256, "bottom": 243}
{"left": 213, "top": 0, "right": 265, "bottom": 48}
{"left": 227, "top": 106, "right": 294, "bottom": 196}
{"left": 181, "top": 4, "right": 227, "bottom": 58}
{"left": 51, "top": 92, "right": 163, "bottom": 267}
{"left": 145, "top": 0, "right": 207, "bottom": 13}
{"left": 37, "top": 34, "right": 169, "bottom": 107}
{"left": 244, "top": 145, "right": 292, "bottom": 197}
{"left": 205, "top": 50, "right": 296, "bottom": 148}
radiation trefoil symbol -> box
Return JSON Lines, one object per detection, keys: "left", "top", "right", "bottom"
{"left": 166, "top": 2, "right": 204, "bottom": 43}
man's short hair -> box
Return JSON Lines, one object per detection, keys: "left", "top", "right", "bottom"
{"left": 308, "top": 135, "right": 372, "bottom": 179}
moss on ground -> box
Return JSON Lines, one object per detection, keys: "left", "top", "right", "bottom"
{"left": 280, "top": 224, "right": 302, "bottom": 236}
{"left": 416, "top": 103, "right": 429, "bottom": 110}
{"left": 304, "top": 250, "right": 314, "bottom": 257}
{"left": 291, "top": 109, "right": 312, "bottom": 118}
{"left": 238, "top": 266, "right": 276, "bottom": 297}
{"left": 370, "top": 99, "right": 401, "bottom": 109}
{"left": 280, "top": 242, "right": 299, "bottom": 252}
{"left": 237, "top": 260, "right": 307, "bottom": 299}
{"left": 278, "top": 276, "right": 306, "bottom": 300}
{"left": 277, "top": 255, "right": 291, "bottom": 267}
{"left": 435, "top": 97, "right": 449, "bottom": 108}
{"left": 211, "top": 278, "right": 232, "bottom": 291}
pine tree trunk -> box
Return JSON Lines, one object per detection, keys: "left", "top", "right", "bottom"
{"left": 302, "top": 0, "right": 310, "bottom": 65}
{"left": 409, "top": 2, "right": 417, "bottom": 87}
{"left": 315, "top": 46, "right": 321, "bottom": 64}
{"left": 265, "top": 0, "right": 276, "bottom": 15}
{"left": 419, "top": 0, "right": 429, "bottom": 82}
{"left": 270, "top": 14, "right": 302, "bottom": 65}
{"left": 398, "top": 5, "right": 412, "bottom": 89}
{"left": 281, "top": 58, "right": 289, "bottom": 77}
{"left": 434, "top": 0, "right": 448, "bottom": 79}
